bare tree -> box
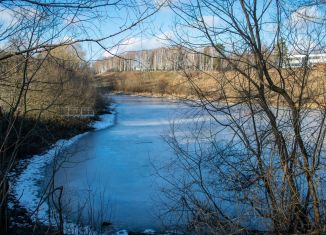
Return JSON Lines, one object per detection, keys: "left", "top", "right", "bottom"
{"left": 0, "top": 1, "right": 162, "bottom": 234}
{"left": 158, "top": 0, "right": 326, "bottom": 234}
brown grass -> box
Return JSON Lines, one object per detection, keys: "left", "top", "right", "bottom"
{"left": 96, "top": 66, "right": 326, "bottom": 108}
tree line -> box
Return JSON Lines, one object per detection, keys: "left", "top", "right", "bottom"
{"left": 94, "top": 45, "right": 227, "bottom": 73}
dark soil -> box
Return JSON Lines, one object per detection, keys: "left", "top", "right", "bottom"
{"left": 5, "top": 116, "right": 95, "bottom": 234}
{"left": 4, "top": 104, "right": 112, "bottom": 234}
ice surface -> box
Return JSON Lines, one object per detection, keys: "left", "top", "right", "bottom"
{"left": 12, "top": 95, "right": 218, "bottom": 233}
{"left": 12, "top": 106, "right": 116, "bottom": 231}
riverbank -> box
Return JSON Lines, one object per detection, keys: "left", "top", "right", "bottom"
{"left": 8, "top": 95, "right": 183, "bottom": 235}
{"left": 111, "top": 91, "right": 186, "bottom": 100}
{"left": 96, "top": 69, "right": 326, "bottom": 109}
{"left": 11, "top": 95, "right": 189, "bottom": 235}
{"left": 7, "top": 101, "right": 115, "bottom": 234}
{"left": 95, "top": 71, "right": 195, "bottom": 98}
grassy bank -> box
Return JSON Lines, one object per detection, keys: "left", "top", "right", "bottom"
{"left": 95, "top": 71, "right": 194, "bottom": 98}
{"left": 96, "top": 67, "right": 326, "bottom": 107}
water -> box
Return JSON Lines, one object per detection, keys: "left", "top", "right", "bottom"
{"left": 18, "top": 95, "right": 326, "bottom": 233}
{"left": 52, "top": 95, "right": 196, "bottom": 231}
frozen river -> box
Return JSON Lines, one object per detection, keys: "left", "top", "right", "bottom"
{"left": 52, "top": 95, "right": 198, "bottom": 232}
{"left": 14, "top": 94, "right": 326, "bottom": 233}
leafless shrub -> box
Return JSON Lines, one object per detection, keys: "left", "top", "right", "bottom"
{"left": 158, "top": 0, "right": 326, "bottom": 234}
{"left": 0, "top": 0, "right": 162, "bottom": 234}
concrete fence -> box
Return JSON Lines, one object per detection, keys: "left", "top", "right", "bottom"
{"left": 58, "top": 107, "right": 95, "bottom": 117}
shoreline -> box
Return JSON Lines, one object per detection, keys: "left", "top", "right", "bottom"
{"left": 8, "top": 103, "right": 116, "bottom": 234}
{"left": 9, "top": 96, "right": 180, "bottom": 235}
{"left": 111, "top": 91, "right": 188, "bottom": 101}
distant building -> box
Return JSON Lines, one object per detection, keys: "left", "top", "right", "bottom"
{"left": 287, "top": 53, "right": 326, "bottom": 68}
{"left": 94, "top": 48, "right": 326, "bottom": 73}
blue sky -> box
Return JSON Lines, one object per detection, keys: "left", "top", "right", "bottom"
{"left": 90, "top": 0, "right": 325, "bottom": 58}
{"left": 0, "top": 0, "right": 325, "bottom": 61}
{"left": 0, "top": 0, "right": 172, "bottom": 60}
{"left": 74, "top": 1, "right": 174, "bottom": 61}
{"left": 94, "top": 3, "right": 174, "bottom": 59}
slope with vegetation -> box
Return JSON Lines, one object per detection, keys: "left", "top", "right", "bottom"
{"left": 0, "top": 44, "right": 108, "bottom": 234}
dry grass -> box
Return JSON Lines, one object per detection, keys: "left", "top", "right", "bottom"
{"left": 96, "top": 71, "right": 215, "bottom": 98}
{"left": 96, "top": 66, "right": 326, "bottom": 108}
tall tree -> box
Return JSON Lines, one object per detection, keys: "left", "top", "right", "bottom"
{"left": 160, "top": 0, "right": 326, "bottom": 233}
{"left": 0, "top": 1, "right": 161, "bottom": 234}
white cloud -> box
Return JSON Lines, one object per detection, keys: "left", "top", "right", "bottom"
{"left": 290, "top": 6, "right": 323, "bottom": 26}
{"left": 202, "top": 15, "right": 220, "bottom": 27}
{"left": 61, "top": 36, "right": 75, "bottom": 43}
{"left": 0, "top": 6, "right": 40, "bottom": 27}
{"left": 0, "top": 7, "right": 17, "bottom": 25}
{"left": 103, "top": 32, "right": 171, "bottom": 57}
{"left": 264, "top": 22, "right": 277, "bottom": 33}
{"left": 287, "top": 6, "right": 325, "bottom": 52}
{"left": 154, "top": 0, "right": 170, "bottom": 8}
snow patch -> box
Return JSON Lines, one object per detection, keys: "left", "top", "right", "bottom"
{"left": 92, "top": 104, "right": 116, "bottom": 130}
{"left": 116, "top": 230, "right": 128, "bottom": 235}
{"left": 11, "top": 108, "right": 116, "bottom": 231}
{"left": 92, "top": 113, "right": 115, "bottom": 129}
{"left": 143, "top": 229, "right": 156, "bottom": 234}
{"left": 13, "top": 132, "right": 89, "bottom": 222}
